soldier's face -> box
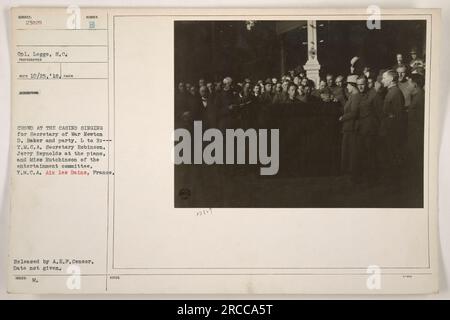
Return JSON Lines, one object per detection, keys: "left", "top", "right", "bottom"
{"left": 382, "top": 73, "right": 391, "bottom": 87}
{"left": 356, "top": 80, "right": 366, "bottom": 93}
{"left": 326, "top": 77, "right": 333, "bottom": 87}
{"left": 411, "top": 53, "right": 417, "bottom": 60}
{"left": 335, "top": 78, "right": 342, "bottom": 87}
{"left": 265, "top": 84, "right": 272, "bottom": 92}
{"left": 367, "top": 79, "right": 374, "bottom": 89}
{"left": 397, "top": 54, "right": 403, "bottom": 63}
{"left": 319, "top": 81, "right": 326, "bottom": 90}
{"left": 397, "top": 68, "right": 406, "bottom": 81}
{"left": 347, "top": 83, "right": 355, "bottom": 93}
{"left": 178, "top": 83, "right": 185, "bottom": 92}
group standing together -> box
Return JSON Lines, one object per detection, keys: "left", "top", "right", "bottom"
{"left": 175, "top": 49, "right": 425, "bottom": 184}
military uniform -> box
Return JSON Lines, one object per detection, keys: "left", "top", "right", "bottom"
{"left": 398, "top": 80, "right": 413, "bottom": 155}
{"left": 407, "top": 87, "right": 425, "bottom": 170}
{"left": 331, "top": 86, "right": 347, "bottom": 110}
{"left": 379, "top": 85, "right": 405, "bottom": 171}
{"left": 398, "top": 80, "right": 413, "bottom": 107}
{"left": 354, "top": 88, "right": 382, "bottom": 183}
{"left": 340, "top": 92, "right": 362, "bottom": 174}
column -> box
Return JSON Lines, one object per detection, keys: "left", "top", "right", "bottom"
{"left": 303, "top": 20, "right": 321, "bottom": 87}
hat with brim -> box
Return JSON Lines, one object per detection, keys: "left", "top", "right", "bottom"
{"left": 346, "top": 75, "right": 358, "bottom": 85}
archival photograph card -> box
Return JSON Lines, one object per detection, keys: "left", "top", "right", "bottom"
{"left": 8, "top": 7, "right": 440, "bottom": 294}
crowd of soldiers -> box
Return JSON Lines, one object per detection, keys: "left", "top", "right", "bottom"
{"left": 175, "top": 49, "right": 425, "bottom": 184}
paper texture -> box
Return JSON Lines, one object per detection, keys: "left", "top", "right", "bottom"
{"left": 8, "top": 7, "right": 440, "bottom": 294}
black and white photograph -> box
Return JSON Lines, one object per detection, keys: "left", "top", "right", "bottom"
{"left": 174, "top": 19, "right": 427, "bottom": 208}
{"left": 2, "top": 5, "right": 447, "bottom": 297}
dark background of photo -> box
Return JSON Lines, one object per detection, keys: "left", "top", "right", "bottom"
{"left": 174, "top": 20, "right": 426, "bottom": 83}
